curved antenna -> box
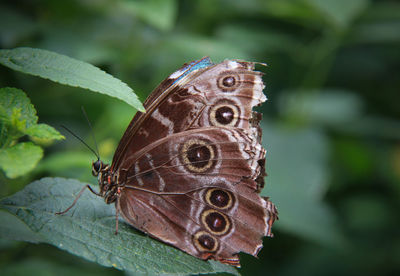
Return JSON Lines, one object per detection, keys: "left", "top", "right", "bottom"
{"left": 61, "top": 125, "right": 100, "bottom": 160}
{"left": 80, "top": 106, "right": 100, "bottom": 160}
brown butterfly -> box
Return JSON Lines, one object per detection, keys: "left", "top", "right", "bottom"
{"left": 58, "top": 57, "right": 277, "bottom": 267}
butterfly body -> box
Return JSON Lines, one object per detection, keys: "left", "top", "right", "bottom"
{"left": 91, "top": 57, "right": 277, "bottom": 267}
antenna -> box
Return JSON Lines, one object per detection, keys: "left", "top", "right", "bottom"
{"left": 80, "top": 106, "right": 100, "bottom": 159}
{"left": 61, "top": 125, "right": 100, "bottom": 160}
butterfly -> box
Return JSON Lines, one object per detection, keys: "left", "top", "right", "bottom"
{"left": 59, "top": 57, "right": 277, "bottom": 267}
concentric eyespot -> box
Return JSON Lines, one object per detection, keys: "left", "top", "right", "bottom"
{"left": 222, "top": 76, "right": 235, "bottom": 87}
{"left": 209, "top": 102, "right": 240, "bottom": 127}
{"left": 201, "top": 209, "right": 231, "bottom": 235}
{"left": 193, "top": 231, "right": 218, "bottom": 252}
{"left": 181, "top": 139, "right": 216, "bottom": 173}
{"left": 217, "top": 72, "right": 241, "bottom": 92}
{"left": 205, "top": 188, "right": 234, "bottom": 210}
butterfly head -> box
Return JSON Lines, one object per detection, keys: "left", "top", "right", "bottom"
{"left": 91, "top": 159, "right": 118, "bottom": 204}
{"left": 91, "top": 159, "right": 106, "bottom": 176}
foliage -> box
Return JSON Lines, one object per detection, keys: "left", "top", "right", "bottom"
{"left": 0, "top": 48, "right": 144, "bottom": 111}
{"left": 0, "top": 0, "right": 399, "bottom": 275}
{"left": 0, "top": 88, "right": 63, "bottom": 178}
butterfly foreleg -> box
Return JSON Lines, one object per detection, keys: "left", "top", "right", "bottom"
{"left": 55, "top": 184, "right": 101, "bottom": 215}
{"left": 113, "top": 186, "right": 123, "bottom": 235}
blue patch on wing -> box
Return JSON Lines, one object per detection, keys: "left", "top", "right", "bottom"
{"left": 172, "top": 57, "right": 214, "bottom": 84}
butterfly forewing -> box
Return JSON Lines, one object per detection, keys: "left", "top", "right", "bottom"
{"left": 111, "top": 57, "right": 213, "bottom": 171}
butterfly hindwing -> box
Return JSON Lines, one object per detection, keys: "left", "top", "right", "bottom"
{"left": 116, "top": 126, "right": 276, "bottom": 265}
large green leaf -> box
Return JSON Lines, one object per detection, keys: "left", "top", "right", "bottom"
{"left": 0, "top": 177, "right": 238, "bottom": 275}
{"left": 0, "top": 48, "right": 144, "bottom": 111}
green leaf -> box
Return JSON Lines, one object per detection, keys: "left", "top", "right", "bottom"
{"left": 261, "top": 121, "right": 346, "bottom": 246}
{"left": 0, "top": 142, "right": 43, "bottom": 178}
{"left": 0, "top": 177, "right": 238, "bottom": 275}
{"left": 0, "top": 87, "right": 64, "bottom": 148}
{"left": 26, "top": 124, "right": 64, "bottom": 141}
{"left": 0, "top": 87, "right": 37, "bottom": 130}
{"left": 0, "top": 210, "right": 43, "bottom": 243}
{"left": 0, "top": 88, "right": 63, "bottom": 178}
{"left": 0, "top": 48, "right": 144, "bottom": 111}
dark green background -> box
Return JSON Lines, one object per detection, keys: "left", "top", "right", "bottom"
{"left": 1, "top": 0, "right": 399, "bottom": 275}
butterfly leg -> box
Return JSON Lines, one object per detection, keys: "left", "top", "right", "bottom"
{"left": 115, "top": 205, "right": 120, "bottom": 235}
{"left": 114, "top": 187, "right": 123, "bottom": 235}
{"left": 55, "top": 184, "right": 101, "bottom": 215}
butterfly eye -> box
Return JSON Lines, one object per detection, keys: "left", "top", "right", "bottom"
{"left": 92, "top": 160, "right": 102, "bottom": 176}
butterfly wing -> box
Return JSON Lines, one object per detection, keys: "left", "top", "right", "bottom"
{"left": 112, "top": 58, "right": 276, "bottom": 266}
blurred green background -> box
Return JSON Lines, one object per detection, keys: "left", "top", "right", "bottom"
{"left": 1, "top": 0, "right": 400, "bottom": 275}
